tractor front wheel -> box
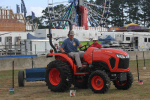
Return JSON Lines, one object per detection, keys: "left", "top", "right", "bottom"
{"left": 113, "top": 71, "right": 133, "bottom": 90}
{"left": 88, "top": 70, "right": 110, "bottom": 93}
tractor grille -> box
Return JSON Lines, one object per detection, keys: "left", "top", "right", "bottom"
{"left": 109, "top": 57, "right": 116, "bottom": 69}
{"left": 118, "top": 58, "right": 129, "bottom": 69}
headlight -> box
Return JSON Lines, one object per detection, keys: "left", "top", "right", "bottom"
{"left": 116, "top": 54, "right": 129, "bottom": 58}
{"left": 126, "top": 54, "right": 129, "bottom": 58}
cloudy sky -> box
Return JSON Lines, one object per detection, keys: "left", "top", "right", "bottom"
{"left": 0, "top": 0, "right": 69, "bottom": 17}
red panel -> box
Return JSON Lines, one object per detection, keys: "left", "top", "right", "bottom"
{"left": 80, "top": 6, "right": 88, "bottom": 30}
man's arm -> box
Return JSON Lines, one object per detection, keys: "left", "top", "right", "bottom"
{"left": 78, "top": 44, "right": 83, "bottom": 48}
{"left": 60, "top": 47, "right": 65, "bottom": 53}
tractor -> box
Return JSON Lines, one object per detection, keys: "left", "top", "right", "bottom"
{"left": 45, "top": 19, "right": 133, "bottom": 93}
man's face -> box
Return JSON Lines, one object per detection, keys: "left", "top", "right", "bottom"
{"left": 93, "top": 40, "right": 97, "bottom": 43}
{"left": 69, "top": 35, "right": 74, "bottom": 40}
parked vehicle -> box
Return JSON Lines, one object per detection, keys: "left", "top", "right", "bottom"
{"left": 101, "top": 41, "right": 120, "bottom": 48}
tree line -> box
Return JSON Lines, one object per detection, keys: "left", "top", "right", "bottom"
{"left": 26, "top": 0, "right": 150, "bottom": 29}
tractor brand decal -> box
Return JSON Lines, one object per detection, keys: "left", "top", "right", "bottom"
{"left": 94, "top": 50, "right": 101, "bottom": 52}
{"left": 105, "top": 51, "right": 112, "bottom": 53}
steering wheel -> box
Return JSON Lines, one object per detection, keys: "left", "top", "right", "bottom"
{"left": 79, "top": 45, "right": 90, "bottom": 51}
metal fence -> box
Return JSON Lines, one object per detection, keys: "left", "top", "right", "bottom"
{"left": 0, "top": 44, "right": 150, "bottom": 57}
{"left": 0, "top": 44, "right": 51, "bottom": 56}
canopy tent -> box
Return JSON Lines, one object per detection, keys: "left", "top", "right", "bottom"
{"left": 27, "top": 33, "right": 43, "bottom": 39}
{"left": 98, "top": 35, "right": 115, "bottom": 41}
{"left": 124, "top": 23, "right": 141, "bottom": 27}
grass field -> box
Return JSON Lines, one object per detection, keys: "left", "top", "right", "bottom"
{"left": 59, "top": 41, "right": 102, "bottom": 46}
{"left": 0, "top": 59, "right": 150, "bottom": 100}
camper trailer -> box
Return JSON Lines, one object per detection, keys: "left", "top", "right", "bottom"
{"left": 114, "top": 32, "right": 150, "bottom": 51}
{"left": 34, "top": 28, "right": 103, "bottom": 42}
{"left": 133, "top": 34, "right": 150, "bottom": 51}
{"left": 0, "top": 32, "right": 34, "bottom": 51}
{"left": 21, "top": 39, "right": 55, "bottom": 55}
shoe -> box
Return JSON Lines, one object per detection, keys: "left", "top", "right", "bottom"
{"left": 79, "top": 67, "right": 85, "bottom": 72}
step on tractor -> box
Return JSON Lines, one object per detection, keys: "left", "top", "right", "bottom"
{"left": 44, "top": 19, "right": 133, "bottom": 93}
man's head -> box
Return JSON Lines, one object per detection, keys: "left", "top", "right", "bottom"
{"left": 68, "top": 30, "right": 75, "bottom": 40}
{"left": 93, "top": 37, "right": 98, "bottom": 44}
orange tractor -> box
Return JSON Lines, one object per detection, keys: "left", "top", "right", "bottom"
{"left": 45, "top": 19, "right": 133, "bottom": 93}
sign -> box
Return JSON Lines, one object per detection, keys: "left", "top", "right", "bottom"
{"left": 108, "top": 26, "right": 120, "bottom": 31}
{"left": 127, "top": 25, "right": 142, "bottom": 29}
{"left": 9, "top": 88, "right": 14, "bottom": 94}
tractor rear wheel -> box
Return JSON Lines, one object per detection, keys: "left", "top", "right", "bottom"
{"left": 88, "top": 70, "right": 110, "bottom": 93}
{"left": 45, "top": 60, "right": 72, "bottom": 92}
{"left": 113, "top": 71, "right": 133, "bottom": 90}
{"left": 18, "top": 70, "right": 25, "bottom": 87}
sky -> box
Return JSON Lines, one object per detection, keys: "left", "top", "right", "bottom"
{"left": 0, "top": 0, "right": 69, "bottom": 17}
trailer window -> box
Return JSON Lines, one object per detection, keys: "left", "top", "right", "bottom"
{"left": 76, "top": 33, "right": 78, "bottom": 36}
{"left": 53, "top": 33, "right": 55, "bottom": 36}
{"left": 148, "top": 38, "right": 150, "bottom": 42}
{"left": 83, "top": 33, "right": 85, "bottom": 36}
{"left": 0, "top": 37, "right": 1, "bottom": 42}
{"left": 126, "top": 37, "right": 130, "bottom": 41}
{"left": 144, "top": 38, "right": 147, "bottom": 42}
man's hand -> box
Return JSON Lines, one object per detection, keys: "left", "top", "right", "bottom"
{"left": 60, "top": 47, "right": 65, "bottom": 53}
{"left": 78, "top": 44, "right": 83, "bottom": 48}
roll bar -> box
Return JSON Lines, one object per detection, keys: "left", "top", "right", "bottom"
{"left": 47, "top": 19, "right": 72, "bottom": 53}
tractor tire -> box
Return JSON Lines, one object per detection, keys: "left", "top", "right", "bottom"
{"left": 45, "top": 60, "right": 72, "bottom": 92}
{"left": 18, "top": 70, "right": 25, "bottom": 87}
{"left": 88, "top": 70, "right": 111, "bottom": 93}
{"left": 74, "top": 76, "right": 89, "bottom": 89}
{"left": 113, "top": 71, "right": 133, "bottom": 90}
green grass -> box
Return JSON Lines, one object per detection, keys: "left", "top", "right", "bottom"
{"left": 59, "top": 41, "right": 102, "bottom": 46}
{"left": 0, "top": 59, "right": 150, "bottom": 100}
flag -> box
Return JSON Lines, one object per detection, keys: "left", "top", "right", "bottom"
{"left": 21, "top": 3, "right": 24, "bottom": 13}
{"left": 16, "top": 4, "right": 20, "bottom": 13}
{"left": 32, "top": 11, "right": 35, "bottom": 20}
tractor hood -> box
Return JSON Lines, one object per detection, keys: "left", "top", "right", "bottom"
{"left": 100, "top": 48, "right": 128, "bottom": 56}
{"left": 86, "top": 47, "right": 128, "bottom": 56}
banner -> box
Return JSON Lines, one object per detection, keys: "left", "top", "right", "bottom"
{"left": 21, "top": 3, "right": 24, "bottom": 13}
{"left": 16, "top": 4, "right": 20, "bottom": 13}
{"left": 32, "top": 11, "right": 35, "bottom": 20}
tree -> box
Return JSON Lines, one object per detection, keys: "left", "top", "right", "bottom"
{"left": 26, "top": 15, "right": 44, "bottom": 29}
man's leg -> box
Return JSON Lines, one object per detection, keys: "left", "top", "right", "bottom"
{"left": 78, "top": 51, "right": 84, "bottom": 58}
{"left": 68, "top": 52, "right": 82, "bottom": 68}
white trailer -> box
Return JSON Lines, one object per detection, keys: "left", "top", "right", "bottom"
{"left": 132, "top": 34, "right": 150, "bottom": 51}
{"left": 34, "top": 27, "right": 104, "bottom": 42}
{"left": 0, "top": 31, "right": 34, "bottom": 51}
{"left": 20, "top": 39, "right": 55, "bottom": 55}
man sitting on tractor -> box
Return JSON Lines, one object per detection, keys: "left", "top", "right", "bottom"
{"left": 60, "top": 30, "right": 85, "bottom": 72}
{"left": 90, "top": 37, "right": 102, "bottom": 48}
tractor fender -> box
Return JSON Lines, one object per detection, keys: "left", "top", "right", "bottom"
{"left": 47, "top": 53, "right": 74, "bottom": 67}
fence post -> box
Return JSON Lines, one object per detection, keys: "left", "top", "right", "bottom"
{"left": 45, "top": 41, "right": 47, "bottom": 54}
{"left": 35, "top": 44, "right": 36, "bottom": 55}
